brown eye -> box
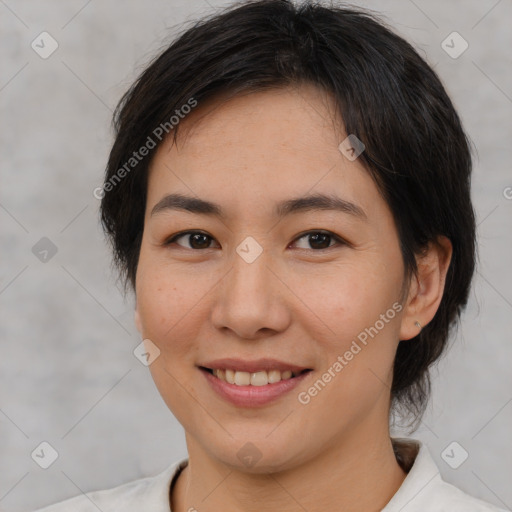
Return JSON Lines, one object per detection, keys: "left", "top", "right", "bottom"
{"left": 165, "top": 231, "right": 217, "bottom": 250}
{"left": 292, "top": 231, "right": 344, "bottom": 250}
{"left": 164, "top": 230, "right": 345, "bottom": 251}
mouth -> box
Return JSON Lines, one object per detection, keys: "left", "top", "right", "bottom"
{"left": 197, "top": 357, "right": 314, "bottom": 406}
{"left": 199, "top": 366, "right": 312, "bottom": 386}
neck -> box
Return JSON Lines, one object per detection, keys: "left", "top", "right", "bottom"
{"left": 172, "top": 424, "right": 408, "bottom": 512}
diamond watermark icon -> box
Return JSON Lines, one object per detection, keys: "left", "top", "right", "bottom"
{"left": 339, "top": 134, "right": 365, "bottom": 161}
{"left": 441, "top": 32, "right": 468, "bottom": 59}
{"left": 31, "top": 441, "right": 59, "bottom": 469}
{"left": 441, "top": 441, "right": 469, "bottom": 469}
{"left": 134, "top": 339, "right": 161, "bottom": 366}
{"left": 32, "top": 237, "right": 58, "bottom": 263}
{"left": 236, "top": 236, "right": 263, "bottom": 263}
{"left": 31, "top": 32, "right": 59, "bottom": 59}
{"left": 237, "top": 442, "right": 262, "bottom": 468}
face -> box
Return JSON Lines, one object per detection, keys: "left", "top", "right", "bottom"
{"left": 134, "top": 84, "right": 409, "bottom": 472}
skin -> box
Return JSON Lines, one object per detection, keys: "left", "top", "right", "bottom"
{"left": 134, "top": 83, "right": 452, "bottom": 512}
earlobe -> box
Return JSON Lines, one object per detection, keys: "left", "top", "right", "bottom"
{"left": 399, "top": 236, "right": 452, "bottom": 341}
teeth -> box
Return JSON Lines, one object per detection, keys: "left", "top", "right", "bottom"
{"left": 235, "top": 371, "right": 250, "bottom": 386}
{"left": 212, "top": 368, "right": 298, "bottom": 386}
{"left": 267, "top": 369, "right": 282, "bottom": 383}
{"left": 250, "top": 371, "right": 268, "bottom": 386}
{"left": 225, "top": 369, "right": 235, "bottom": 384}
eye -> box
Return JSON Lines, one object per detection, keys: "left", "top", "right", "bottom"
{"left": 164, "top": 230, "right": 218, "bottom": 250}
{"left": 291, "top": 230, "right": 346, "bottom": 250}
{"left": 164, "top": 229, "right": 346, "bottom": 251}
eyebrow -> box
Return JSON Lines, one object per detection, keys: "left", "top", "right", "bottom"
{"left": 150, "top": 192, "right": 367, "bottom": 221}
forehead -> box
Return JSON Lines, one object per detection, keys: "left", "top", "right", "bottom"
{"left": 163, "top": 84, "right": 343, "bottom": 160}
{"left": 146, "top": 85, "right": 382, "bottom": 221}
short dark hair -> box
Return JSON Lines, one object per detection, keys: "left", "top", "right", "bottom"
{"left": 100, "top": 0, "right": 476, "bottom": 427}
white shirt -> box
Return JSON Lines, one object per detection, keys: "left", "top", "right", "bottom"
{"left": 32, "top": 438, "right": 506, "bottom": 511}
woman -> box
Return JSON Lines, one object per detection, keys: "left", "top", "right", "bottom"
{"left": 34, "top": 0, "right": 506, "bottom": 510}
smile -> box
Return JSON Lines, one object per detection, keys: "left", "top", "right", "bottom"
{"left": 199, "top": 365, "right": 313, "bottom": 407}
{"left": 203, "top": 367, "right": 310, "bottom": 386}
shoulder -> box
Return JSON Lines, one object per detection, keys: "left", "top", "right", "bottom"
{"left": 30, "top": 458, "right": 188, "bottom": 512}
{"left": 386, "top": 438, "right": 507, "bottom": 512}
{"left": 422, "top": 477, "right": 508, "bottom": 512}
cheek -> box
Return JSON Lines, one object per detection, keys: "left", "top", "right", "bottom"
{"left": 136, "top": 268, "right": 206, "bottom": 427}
{"left": 294, "top": 258, "right": 402, "bottom": 397}
{"left": 135, "top": 264, "right": 198, "bottom": 358}
{"left": 292, "top": 257, "right": 401, "bottom": 333}
{"left": 296, "top": 294, "right": 401, "bottom": 433}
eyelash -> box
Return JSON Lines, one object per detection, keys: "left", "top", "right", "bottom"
{"left": 163, "top": 230, "right": 347, "bottom": 251}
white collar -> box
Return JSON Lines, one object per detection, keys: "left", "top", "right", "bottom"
{"left": 140, "top": 438, "right": 503, "bottom": 511}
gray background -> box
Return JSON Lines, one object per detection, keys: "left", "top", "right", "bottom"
{"left": 1, "top": 0, "right": 511, "bottom": 510}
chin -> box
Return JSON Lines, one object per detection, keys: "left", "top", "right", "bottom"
{"left": 206, "top": 435, "right": 309, "bottom": 474}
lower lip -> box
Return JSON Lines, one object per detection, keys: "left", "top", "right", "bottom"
{"left": 200, "top": 368, "right": 312, "bottom": 407}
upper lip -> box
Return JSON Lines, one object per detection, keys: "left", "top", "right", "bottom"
{"left": 199, "top": 358, "right": 311, "bottom": 373}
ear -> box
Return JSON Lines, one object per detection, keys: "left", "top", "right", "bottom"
{"left": 399, "top": 235, "right": 453, "bottom": 341}
{"left": 134, "top": 298, "right": 143, "bottom": 335}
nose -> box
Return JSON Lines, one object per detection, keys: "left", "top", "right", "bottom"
{"left": 210, "top": 249, "right": 291, "bottom": 340}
